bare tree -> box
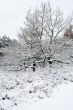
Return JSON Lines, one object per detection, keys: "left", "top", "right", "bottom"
{"left": 20, "top": 10, "right": 40, "bottom": 47}
{"left": 18, "top": 2, "right": 72, "bottom": 60}
{"left": 44, "top": 3, "right": 72, "bottom": 44}
{"left": 18, "top": 8, "right": 46, "bottom": 54}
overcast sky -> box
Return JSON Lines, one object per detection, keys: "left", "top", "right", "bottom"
{"left": 0, "top": 0, "right": 73, "bottom": 39}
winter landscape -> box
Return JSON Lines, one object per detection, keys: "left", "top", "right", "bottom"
{"left": 0, "top": 0, "right": 73, "bottom": 110}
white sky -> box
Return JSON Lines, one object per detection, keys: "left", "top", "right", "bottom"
{"left": 0, "top": 0, "right": 73, "bottom": 39}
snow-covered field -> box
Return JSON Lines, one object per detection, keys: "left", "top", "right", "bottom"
{"left": 0, "top": 39, "right": 73, "bottom": 110}
{"left": 19, "top": 83, "right": 73, "bottom": 110}
{"left": 0, "top": 63, "right": 73, "bottom": 110}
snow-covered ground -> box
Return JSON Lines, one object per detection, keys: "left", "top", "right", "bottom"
{"left": 0, "top": 38, "right": 73, "bottom": 110}
{"left": 0, "top": 64, "right": 73, "bottom": 110}
{"left": 16, "top": 83, "right": 73, "bottom": 110}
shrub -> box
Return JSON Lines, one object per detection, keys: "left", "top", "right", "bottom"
{"left": 0, "top": 35, "right": 13, "bottom": 48}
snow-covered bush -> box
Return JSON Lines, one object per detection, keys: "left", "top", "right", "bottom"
{"left": 0, "top": 35, "right": 13, "bottom": 48}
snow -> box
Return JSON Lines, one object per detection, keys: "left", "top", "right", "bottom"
{"left": 1, "top": 82, "right": 73, "bottom": 110}
{"left": 0, "top": 38, "right": 73, "bottom": 110}
{"left": 0, "top": 64, "right": 73, "bottom": 110}
{"left": 21, "top": 83, "right": 73, "bottom": 110}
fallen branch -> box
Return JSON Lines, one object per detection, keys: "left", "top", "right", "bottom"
{"left": 53, "top": 59, "right": 70, "bottom": 64}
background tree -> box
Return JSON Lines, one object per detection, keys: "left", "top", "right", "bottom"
{"left": 44, "top": 3, "right": 71, "bottom": 44}
{"left": 64, "top": 24, "right": 73, "bottom": 38}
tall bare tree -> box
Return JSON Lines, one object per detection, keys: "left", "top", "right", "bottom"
{"left": 18, "top": 2, "right": 72, "bottom": 58}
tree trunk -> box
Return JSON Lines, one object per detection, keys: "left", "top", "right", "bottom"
{"left": 49, "top": 37, "right": 52, "bottom": 45}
